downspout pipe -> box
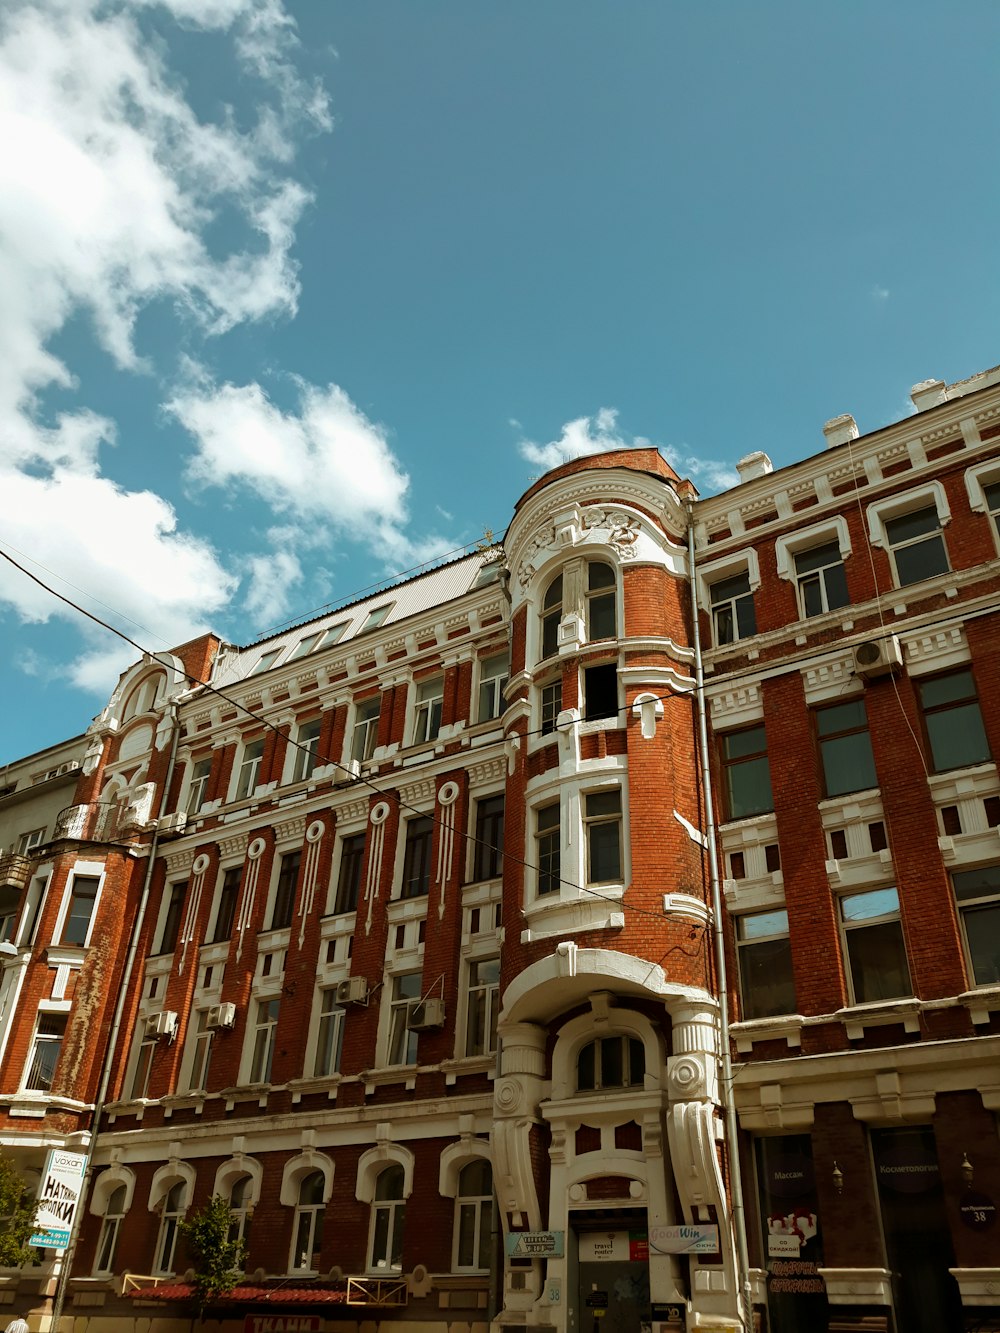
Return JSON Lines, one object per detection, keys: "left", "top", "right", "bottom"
{"left": 49, "top": 701, "right": 183, "bottom": 1333}
{"left": 686, "top": 501, "right": 754, "bottom": 1330}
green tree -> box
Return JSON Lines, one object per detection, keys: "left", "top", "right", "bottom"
{"left": 178, "top": 1195, "right": 247, "bottom": 1313}
{"left": 0, "top": 1157, "right": 39, "bottom": 1267}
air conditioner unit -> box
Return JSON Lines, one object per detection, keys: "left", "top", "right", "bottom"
{"left": 206, "top": 1002, "right": 237, "bottom": 1030}
{"left": 405, "top": 997, "right": 445, "bottom": 1031}
{"left": 335, "top": 975, "right": 369, "bottom": 1005}
{"left": 147, "top": 1010, "right": 178, "bottom": 1040}
{"left": 337, "top": 758, "right": 362, "bottom": 784}
{"left": 157, "top": 812, "right": 188, "bottom": 834}
{"left": 852, "top": 635, "right": 904, "bottom": 679}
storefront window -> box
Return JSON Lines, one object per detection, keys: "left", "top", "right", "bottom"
{"left": 754, "top": 1135, "right": 828, "bottom": 1333}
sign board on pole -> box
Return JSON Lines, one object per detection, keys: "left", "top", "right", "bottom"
{"left": 505, "top": 1230, "right": 565, "bottom": 1258}
{"left": 648, "top": 1224, "right": 719, "bottom": 1255}
{"left": 30, "top": 1149, "right": 87, "bottom": 1250}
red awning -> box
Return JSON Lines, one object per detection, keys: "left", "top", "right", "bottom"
{"left": 128, "top": 1283, "right": 348, "bottom": 1305}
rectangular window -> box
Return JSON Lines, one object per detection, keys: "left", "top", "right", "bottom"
{"left": 736, "top": 910, "right": 796, "bottom": 1019}
{"left": 401, "top": 817, "right": 433, "bottom": 898}
{"left": 130, "top": 1034, "right": 157, "bottom": 1100}
{"left": 584, "top": 790, "right": 622, "bottom": 884}
{"left": 885, "top": 505, "right": 949, "bottom": 586}
{"left": 586, "top": 562, "right": 617, "bottom": 640}
{"left": 465, "top": 957, "right": 499, "bottom": 1056}
{"left": 61, "top": 875, "right": 99, "bottom": 946}
{"left": 478, "top": 652, "right": 509, "bottom": 723}
{"left": 816, "top": 699, "right": 877, "bottom": 797}
{"left": 720, "top": 726, "right": 774, "bottom": 819}
{"left": 320, "top": 620, "right": 350, "bottom": 648}
{"left": 212, "top": 867, "right": 242, "bottom": 943}
{"left": 413, "top": 677, "right": 444, "bottom": 745}
{"left": 187, "top": 1010, "right": 214, "bottom": 1091}
{"left": 249, "top": 998, "right": 280, "bottom": 1083}
{"left": 952, "top": 864, "right": 1000, "bottom": 986}
{"left": 472, "top": 795, "right": 504, "bottom": 882}
{"left": 536, "top": 803, "right": 560, "bottom": 896}
{"left": 794, "top": 541, "right": 849, "bottom": 617}
{"left": 351, "top": 699, "right": 381, "bottom": 765}
{"left": 710, "top": 571, "right": 756, "bottom": 645}
{"left": 360, "top": 604, "right": 392, "bottom": 632}
{"left": 235, "top": 738, "right": 265, "bottom": 800}
{"left": 16, "top": 828, "right": 45, "bottom": 855}
{"left": 313, "top": 989, "right": 346, "bottom": 1076}
{"left": 583, "top": 662, "right": 618, "bottom": 722}
{"left": 918, "top": 669, "right": 991, "bottom": 772}
{"left": 290, "top": 632, "right": 322, "bottom": 659}
{"left": 334, "top": 834, "right": 365, "bottom": 914}
{"left": 157, "top": 881, "right": 187, "bottom": 955}
{"left": 985, "top": 480, "right": 1000, "bottom": 539}
{"left": 292, "top": 718, "right": 323, "bottom": 784}
{"left": 387, "top": 973, "right": 422, "bottom": 1065}
{"left": 185, "top": 757, "right": 212, "bottom": 816}
{"left": 839, "top": 887, "right": 911, "bottom": 1004}
{"left": 270, "top": 851, "right": 301, "bottom": 930}
{"left": 24, "top": 1013, "right": 66, "bottom": 1091}
{"left": 540, "top": 680, "right": 562, "bottom": 735}
{"left": 251, "top": 648, "right": 282, "bottom": 675}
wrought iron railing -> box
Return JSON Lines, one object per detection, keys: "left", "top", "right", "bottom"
{"left": 54, "top": 802, "right": 123, "bottom": 842}
{"left": 346, "top": 1277, "right": 408, "bottom": 1306}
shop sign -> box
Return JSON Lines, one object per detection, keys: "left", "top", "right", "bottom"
{"left": 766, "top": 1259, "right": 825, "bottom": 1295}
{"left": 244, "top": 1320, "right": 322, "bottom": 1333}
{"left": 875, "top": 1143, "right": 939, "bottom": 1194}
{"left": 648, "top": 1225, "right": 719, "bottom": 1254}
{"left": 585, "top": 1291, "right": 609, "bottom": 1309}
{"left": 30, "top": 1149, "right": 87, "bottom": 1250}
{"left": 506, "top": 1230, "right": 565, "bottom": 1258}
{"left": 578, "top": 1230, "right": 648, "bottom": 1262}
{"left": 958, "top": 1191, "right": 997, "bottom": 1232}
{"left": 767, "top": 1232, "right": 801, "bottom": 1257}
{"left": 764, "top": 1153, "right": 815, "bottom": 1199}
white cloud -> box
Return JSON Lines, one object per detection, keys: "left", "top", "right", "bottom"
{"left": 515, "top": 407, "right": 739, "bottom": 493}
{"left": 0, "top": 0, "right": 328, "bottom": 692}
{"left": 244, "top": 549, "right": 303, "bottom": 626}
{"left": 872, "top": 284, "right": 890, "bottom": 301}
{"left": 172, "top": 374, "right": 454, "bottom": 568}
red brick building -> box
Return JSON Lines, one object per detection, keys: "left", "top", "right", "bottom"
{"left": 0, "top": 366, "right": 999, "bottom": 1333}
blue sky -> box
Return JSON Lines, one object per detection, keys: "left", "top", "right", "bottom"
{"left": 1, "top": 0, "right": 998, "bottom": 763}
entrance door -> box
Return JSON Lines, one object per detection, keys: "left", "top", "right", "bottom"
{"left": 575, "top": 1214, "right": 651, "bottom": 1333}
{"left": 871, "top": 1126, "right": 963, "bottom": 1333}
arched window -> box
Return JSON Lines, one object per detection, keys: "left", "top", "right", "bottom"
{"left": 229, "top": 1173, "right": 254, "bottom": 1247}
{"left": 577, "top": 1035, "right": 645, "bottom": 1092}
{"left": 369, "top": 1165, "right": 405, "bottom": 1272}
{"left": 93, "top": 1183, "right": 127, "bottom": 1275}
{"left": 153, "top": 1180, "right": 186, "bottom": 1275}
{"left": 454, "top": 1160, "right": 492, "bottom": 1272}
{"left": 541, "top": 575, "right": 563, "bottom": 659}
{"left": 586, "top": 561, "right": 617, "bottom": 639}
{"left": 290, "top": 1170, "right": 325, "bottom": 1272}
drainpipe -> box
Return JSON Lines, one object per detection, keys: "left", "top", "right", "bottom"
{"left": 49, "top": 701, "right": 183, "bottom": 1333}
{"left": 685, "top": 502, "right": 754, "bottom": 1330}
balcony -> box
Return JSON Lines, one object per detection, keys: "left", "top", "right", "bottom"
{"left": 0, "top": 855, "right": 31, "bottom": 893}
{"left": 54, "top": 802, "right": 124, "bottom": 843}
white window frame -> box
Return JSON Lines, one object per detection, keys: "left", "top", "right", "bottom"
{"left": 866, "top": 481, "right": 951, "bottom": 589}
{"left": 184, "top": 1009, "right": 215, "bottom": 1092}
{"left": 965, "top": 462, "right": 1000, "bottom": 554}
{"left": 246, "top": 996, "right": 280, "bottom": 1084}
{"left": 22, "top": 1008, "right": 68, "bottom": 1092}
{"left": 289, "top": 1170, "right": 327, "bottom": 1273}
{"left": 411, "top": 676, "right": 444, "bottom": 746}
{"left": 838, "top": 886, "right": 912, "bottom": 1006}
{"left": 53, "top": 864, "right": 105, "bottom": 948}
{"left": 696, "top": 549, "right": 762, "bottom": 647}
{"left": 367, "top": 1165, "right": 406, "bottom": 1273}
{"left": 774, "top": 516, "right": 852, "bottom": 618}
{"left": 207, "top": 865, "right": 242, "bottom": 944}
{"left": 91, "top": 1171, "right": 134, "bottom": 1276}
{"left": 477, "top": 651, "right": 510, "bottom": 724}
{"left": 384, "top": 972, "right": 422, "bottom": 1067}
{"left": 350, "top": 698, "right": 381, "bottom": 765}
{"left": 452, "top": 1159, "right": 493, "bottom": 1272}
{"left": 16, "top": 871, "right": 50, "bottom": 947}
{"left": 233, "top": 737, "right": 265, "bottom": 802}
{"left": 438, "top": 1141, "right": 493, "bottom": 1274}
{"left": 582, "top": 787, "right": 623, "bottom": 886}
{"left": 279, "top": 1152, "right": 334, "bottom": 1277}
{"left": 149, "top": 1169, "right": 193, "bottom": 1276}
{"left": 311, "top": 986, "right": 346, "bottom": 1077}
{"left": 128, "top": 1030, "right": 157, "bottom": 1100}
{"left": 16, "top": 828, "right": 45, "bottom": 855}
{"left": 184, "top": 756, "right": 213, "bottom": 816}
{"left": 328, "top": 827, "right": 366, "bottom": 915}
{"left": 290, "top": 632, "right": 322, "bottom": 660}
{"left": 290, "top": 717, "right": 323, "bottom": 784}
{"left": 250, "top": 647, "right": 282, "bottom": 676}
{"left": 464, "top": 955, "right": 499, "bottom": 1057}
{"left": 359, "top": 603, "right": 393, "bottom": 633}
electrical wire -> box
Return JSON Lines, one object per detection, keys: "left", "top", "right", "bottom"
{"left": 0, "top": 541, "right": 695, "bottom": 930}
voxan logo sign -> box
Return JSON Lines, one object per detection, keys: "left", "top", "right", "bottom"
{"left": 30, "top": 1150, "right": 88, "bottom": 1250}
